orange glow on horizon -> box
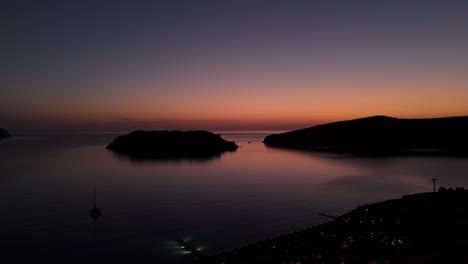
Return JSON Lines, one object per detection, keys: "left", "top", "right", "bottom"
{"left": 2, "top": 76, "right": 468, "bottom": 132}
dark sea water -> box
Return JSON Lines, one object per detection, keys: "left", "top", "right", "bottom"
{"left": 1, "top": 132, "right": 468, "bottom": 263}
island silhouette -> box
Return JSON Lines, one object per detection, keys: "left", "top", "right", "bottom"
{"left": 264, "top": 115, "right": 468, "bottom": 155}
{"left": 0, "top": 128, "right": 11, "bottom": 139}
{"left": 106, "top": 130, "right": 238, "bottom": 161}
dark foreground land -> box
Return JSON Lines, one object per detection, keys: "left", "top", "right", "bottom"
{"left": 106, "top": 130, "right": 238, "bottom": 160}
{"left": 264, "top": 116, "right": 468, "bottom": 155}
{"left": 0, "top": 128, "right": 11, "bottom": 139}
{"left": 194, "top": 189, "right": 468, "bottom": 263}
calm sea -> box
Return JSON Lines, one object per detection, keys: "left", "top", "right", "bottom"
{"left": 1, "top": 131, "right": 468, "bottom": 263}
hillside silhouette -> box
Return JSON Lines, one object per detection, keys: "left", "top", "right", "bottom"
{"left": 0, "top": 128, "right": 11, "bottom": 139}
{"left": 106, "top": 130, "right": 238, "bottom": 160}
{"left": 195, "top": 189, "right": 468, "bottom": 263}
{"left": 264, "top": 115, "right": 468, "bottom": 155}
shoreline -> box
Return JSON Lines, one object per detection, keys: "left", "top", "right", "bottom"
{"left": 193, "top": 189, "right": 468, "bottom": 263}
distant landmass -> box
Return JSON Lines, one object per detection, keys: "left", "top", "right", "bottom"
{"left": 264, "top": 115, "right": 468, "bottom": 155}
{"left": 106, "top": 130, "right": 238, "bottom": 160}
{"left": 0, "top": 128, "right": 11, "bottom": 139}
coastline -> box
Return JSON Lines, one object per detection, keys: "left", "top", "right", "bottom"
{"left": 193, "top": 189, "right": 468, "bottom": 263}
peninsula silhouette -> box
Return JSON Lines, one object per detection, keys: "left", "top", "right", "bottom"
{"left": 106, "top": 130, "right": 238, "bottom": 160}
{"left": 0, "top": 128, "right": 11, "bottom": 139}
{"left": 264, "top": 115, "right": 468, "bottom": 155}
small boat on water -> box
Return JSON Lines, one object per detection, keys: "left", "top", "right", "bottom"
{"left": 90, "top": 188, "right": 102, "bottom": 220}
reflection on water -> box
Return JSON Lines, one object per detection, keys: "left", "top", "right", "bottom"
{"left": 1, "top": 133, "right": 468, "bottom": 263}
{"left": 109, "top": 149, "right": 227, "bottom": 164}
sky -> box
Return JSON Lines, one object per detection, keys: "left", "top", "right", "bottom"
{"left": 3, "top": 0, "right": 468, "bottom": 133}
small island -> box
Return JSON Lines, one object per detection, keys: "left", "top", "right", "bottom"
{"left": 106, "top": 130, "right": 238, "bottom": 160}
{"left": 0, "top": 128, "right": 12, "bottom": 140}
{"left": 264, "top": 115, "right": 468, "bottom": 155}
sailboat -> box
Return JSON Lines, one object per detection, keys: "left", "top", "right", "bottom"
{"left": 90, "top": 187, "right": 102, "bottom": 220}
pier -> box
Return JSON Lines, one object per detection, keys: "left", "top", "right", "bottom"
{"left": 176, "top": 239, "right": 206, "bottom": 259}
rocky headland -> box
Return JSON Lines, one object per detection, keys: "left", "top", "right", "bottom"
{"left": 0, "top": 128, "right": 11, "bottom": 139}
{"left": 264, "top": 116, "right": 468, "bottom": 155}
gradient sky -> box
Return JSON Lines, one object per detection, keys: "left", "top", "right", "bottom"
{"left": 3, "top": 0, "right": 468, "bottom": 133}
